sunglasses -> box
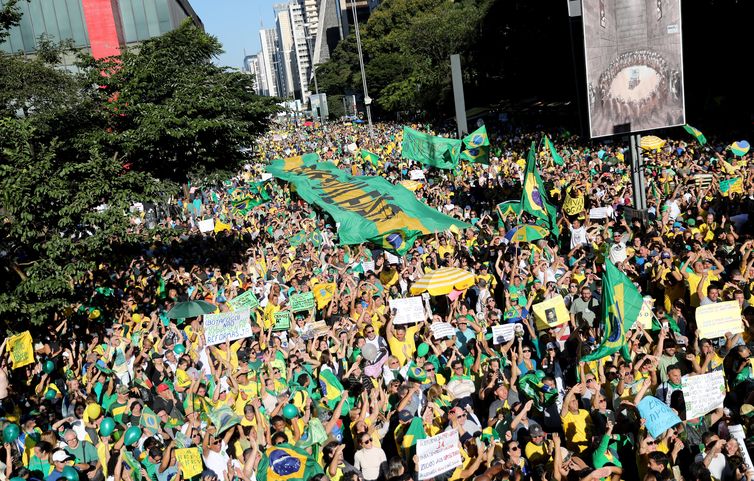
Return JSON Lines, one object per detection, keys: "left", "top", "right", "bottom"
{"left": 509, "top": 445, "right": 520, "bottom": 451}
{"left": 361, "top": 438, "right": 372, "bottom": 444}
{"left": 522, "top": 350, "right": 531, "bottom": 353}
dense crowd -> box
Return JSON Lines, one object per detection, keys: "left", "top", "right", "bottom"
{"left": 1, "top": 119, "right": 753, "bottom": 481}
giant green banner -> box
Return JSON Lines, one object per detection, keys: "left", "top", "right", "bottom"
{"left": 267, "top": 154, "right": 470, "bottom": 255}
{"left": 401, "top": 126, "right": 462, "bottom": 169}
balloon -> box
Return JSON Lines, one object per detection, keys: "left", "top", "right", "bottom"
{"left": 99, "top": 417, "right": 115, "bottom": 437}
{"left": 85, "top": 403, "right": 102, "bottom": 420}
{"left": 43, "top": 360, "right": 55, "bottom": 374}
{"left": 173, "top": 344, "right": 186, "bottom": 355}
{"left": 361, "top": 344, "right": 378, "bottom": 362}
{"left": 45, "top": 389, "right": 57, "bottom": 400}
{"left": 123, "top": 426, "right": 142, "bottom": 446}
{"left": 2, "top": 424, "right": 19, "bottom": 443}
{"left": 282, "top": 404, "right": 299, "bottom": 420}
{"left": 61, "top": 466, "right": 79, "bottom": 481}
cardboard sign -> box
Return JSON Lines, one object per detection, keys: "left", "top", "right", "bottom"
{"left": 410, "top": 169, "right": 426, "bottom": 180}
{"left": 273, "top": 311, "right": 291, "bottom": 331}
{"left": 492, "top": 324, "right": 517, "bottom": 344}
{"left": 532, "top": 295, "right": 569, "bottom": 330}
{"left": 416, "top": 430, "right": 463, "bottom": 480}
{"left": 227, "top": 290, "right": 259, "bottom": 311}
{"left": 175, "top": 448, "right": 203, "bottom": 478}
{"left": 197, "top": 218, "right": 214, "bottom": 233}
{"left": 682, "top": 371, "right": 725, "bottom": 420}
{"left": 696, "top": 301, "right": 743, "bottom": 340}
{"left": 203, "top": 310, "right": 253, "bottom": 346}
{"left": 301, "top": 321, "right": 329, "bottom": 340}
{"left": 637, "top": 396, "right": 682, "bottom": 438}
{"left": 389, "top": 296, "right": 425, "bottom": 325}
{"left": 290, "top": 292, "right": 315, "bottom": 312}
{"left": 430, "top": 322, "right": 455, "bottom": 339}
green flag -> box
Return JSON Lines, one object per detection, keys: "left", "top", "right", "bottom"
{"left": 232, "top": 182, "right": 270, "bottom": 214}
{"left": 401, "top": 126, "right": 462, "bottom": 169}
{"left": 267, "top": 154, "right": 470, "bottom": 255}
{"left": 460, "top": 126, "right": 490, "bottom": 164}
{"left": 257, "top": 443, "right": 323, "bottom": 481}
{"left": 682, "top": 124, "right": 707, "bottom": 145}
{"left": 582, "top": 260, "right": 644, "bottom": 362}
{"left": 520, "top": 142, "right": 559, "bottom": 236}
{"left": 361, "top": 149, "right": 380, "bottom": 167}
{"left": 543, "top": 135, "right": 564, "bottom": 166}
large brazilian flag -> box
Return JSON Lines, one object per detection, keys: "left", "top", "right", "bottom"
{"left": 257, "top": 443, "right": 323, "bottom": 481}
{"left": 582, "top": 260, "right": 644, "bottom": 362}
{"left": 267, "top": 154, "right": 470, "bottom": 255}
{"left": 520, "top": 142, "right": 559, "bottom": 236}
{"left": 401, "top": 126, "right": 462, "bottom": 170}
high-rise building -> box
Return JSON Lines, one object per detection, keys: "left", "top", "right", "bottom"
{"left": 259, "top": 28, "right": 281, "bottom": 97}
{"left": 289, "top": 1, "right": 312, "bottom": 101}
{"left": 313, "top": 0, "right": 343, "bottom": 65}
{"left": 243, "top": 54, "right": 261, "bottom": 93}
{"left": 274, "top": 3, "right": 297, "bottom": 99}
{"left": 0, "top": 0, "right": 203, "bottom": 61}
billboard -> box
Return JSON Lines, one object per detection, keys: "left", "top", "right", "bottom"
{"left": 582, "top": 0, "right": 685, "bottom": 138}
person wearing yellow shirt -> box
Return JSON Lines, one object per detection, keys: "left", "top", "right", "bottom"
{"left": 691, "top": 339, "right": 724, "bottom": 373}
{"left": 682, "top": 253, "right": 724, "bottom": 307}
{"left": 524, "top": 425, "right": 553, "bottom": 466}
{"left": 232, "top": 371, "right": 260, "bottom": 415}
{"left": 560, "top": 384, "right": 592, "bottom": 453}
{"left": 437, "top": 237, "right": 455, "bottom": 259}
{"left": 386, "top": 317, "right": 423, "bottom": 366}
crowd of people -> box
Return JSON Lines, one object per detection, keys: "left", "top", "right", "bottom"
{"left": 1, "top": 118, "right": 753, "bottom": 481}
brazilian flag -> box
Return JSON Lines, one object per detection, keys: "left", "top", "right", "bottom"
{"left": 361, "top": 149, "right": 380, "bottom": 167}
{"left": 232, "top": 182, "right": 270, "bottom": 214}
{"left": 401, "top": 126, "right": 462, "bottom": 169}
{"left": 318, "top": 369, "right": 344, "bottom": 410}
{"left": 520, "top": 142, "right": 559, "bottom": 236}
{"left": 542, "top": 135, "right": 565, "bottom": 166}
{"left": 257, "top": 443, "right": 323, "bottom": 481}
{"left": 682, "top": 124, "right": 707, "bottom": 145}
{"left": 396, "top": 417, "right": 426, "bottom": 458}
{"left": 460, "top": 126, "right": 490, "bottom": 164}
{"left": 582, "top": 260, "right": 644, "bottom": 362}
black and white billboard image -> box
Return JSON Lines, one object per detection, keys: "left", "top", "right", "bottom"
{"left": 582, "top": 0, "right": 685, "bottom": 138}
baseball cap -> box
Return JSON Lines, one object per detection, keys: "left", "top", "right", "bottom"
{"left": 157, "top": 383, "right": 170, "bottom": 393}
{"left": 116, "top": 385, "right": 129, "bottom": 395}
{"left": 661, "top": 252, "right": 671, "bottom": 259}
{"left": 546, "top": 342, "right": 557, "bottom": 350}
{"left": 529, "top": 425, "right": 544, "bottom": 437}
{"left": 52, "top": 450, "right": 70, "bottom": 462}
{"left": 398, "top": 410, "right": 413, "bottom": 422}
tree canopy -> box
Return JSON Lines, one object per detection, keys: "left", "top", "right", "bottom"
{"left": 0, "top": 20, "right": 277, "bottom": 328}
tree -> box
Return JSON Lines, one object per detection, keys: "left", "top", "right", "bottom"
{"left": 0, "top": 20, "right": 277, "bottom": 328}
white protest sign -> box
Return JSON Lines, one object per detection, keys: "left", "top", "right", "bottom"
{"left": 430, "top": 322, "right": 455, "bottom": 339}
{"left": 359, "top": 261, "right": 375, "bottom": 273}
{"left": 588, "top": 206, "right": 614, "bottom": 219}
{"left": 631, "top": 297, "right": 654, "bottom": 330}
{"left": 492, "top": 324, "right": 517, "bottom": 344}
{"left": 389, "top": 297, "right": 425, "bottom": 325}
{"left": 696, "top": 301, "right": 743, "bottom": 340}
{"left": 203, "top": 310, "right": 253, "bottom": 346}
{"left": 730, "top": 425, "right": 754, "bottom": 471}
{"left": 416, "top": 430, "right": 462, "bottom": 480}
{"left": 260, "top": 173, "right": 273, "bottom": 181}
{"left": 198, "top": 219, "right": 215, "bottom": 233}
{"left": 681, "top": 371, "right": 725, "bottom": 420}
{"left": 385, "top": 252, "right": 401, "bottom": 264}
{"left": 410, "top": 169, "right": 426, "bottom": 180}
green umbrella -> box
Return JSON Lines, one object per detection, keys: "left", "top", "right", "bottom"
{"left": 166, "top": 300, "right": 216, "bottom": 319}
{"left": 504, "top": 224, "right": 549, "bottom": 243}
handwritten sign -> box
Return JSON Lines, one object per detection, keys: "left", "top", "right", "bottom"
{"left": 682, "top": 371, "right": 725, "bottom": 420}
{"left": 588, "top": 206, "right": 614, "bottom": 219}
{"left": 492, "top": 324, "right": 517, "bottom": 344}
{"left": 290, "top": 292, "right": 315, "bottom": 312}
{"left": 633, "top": 297, "right": 654, "bottom": 330}
{"left": 430, "top": 322, "right": 455, "bottom": 339}
{"left": 175, "top": 448, "right": 203, "bottom": 478}
{"left": 532, "top": 295, "right": 569, "bottom": 330}
{"left": 389, "top": 297, "right": 425, "bottom": 325}
{"left": 227, "top": 290, "right": 259, "bottom": 311}
{"left": 197, "top": 218, "right": 214, "bottom": 233}
{"left": 7, "top": 331, "right": 34, "bottom": 369}
{"left": 637, "top": 396, "right": 682, "bottom": 438}
{"left": 696, "top": 301, "right": 743, "bottom": 340}
{"left": 203, "top": 310, "right": 253, "bottom": 346}
{"left": 410, "top": 169, "right": 426, "bottom": 180}
{"left": 273, "top": 311, "right": 291, "bottom": 331}
{"left": 416, "top": 429, "right": 462, "bottom": 480}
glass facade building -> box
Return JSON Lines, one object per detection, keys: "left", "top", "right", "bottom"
{"left": 0, "top": 0, "right": 202, "bottom": 56}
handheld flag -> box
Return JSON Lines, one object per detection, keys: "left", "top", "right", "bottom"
{"left": 401, "top": 126, "right": 462, "bottom": 169}
{"left": 682, "top": 124, "right": 707, "bottom": 145}
{"left": 256, "top": 443, "right": 323, "bottom": 481}
{"left": 361, "top": 149, "right": 380, "bottom": 167}
{"left": 460, "top": 126, "right": 490, "bottom": 164}
{"left": 520, "top": 142, "right": 559, "bottom": 236}
{"left": 582, "top": 260, "right": 644, "bottom": 362}
{"left": 318, "top": 369, "right": 345, "bottom": 410}
{"left": 542, "top": 136, "right": 565, "bottom": 166}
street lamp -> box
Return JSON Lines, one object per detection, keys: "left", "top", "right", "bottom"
{"left": 350, "top": 0, "right": 373, "bottom": 134}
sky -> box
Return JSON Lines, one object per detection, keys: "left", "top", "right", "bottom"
{"left": 190, "top": 0, "right": 279, "bottom": 69}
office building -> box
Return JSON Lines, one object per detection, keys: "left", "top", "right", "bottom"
{"left": 0, "top": 0, "right": 203, "bottom": 61}
{"left": 259, "top": 28, "right": 281, "bottom": 97}
{"left": 243, "top": 54, "right": 261, "bottom": 94}
{"left": 274, "top": 3, "right": 297, "bottom": 98}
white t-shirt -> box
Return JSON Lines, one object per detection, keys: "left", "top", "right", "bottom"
{"left": 570, "top": 226, "right": 588, "bottom": 248}
{"left": 354, "top": 447, "right": 387, "bottom": 481}
{"left": 203, "top": 441, "right": 231, "bottom": 480}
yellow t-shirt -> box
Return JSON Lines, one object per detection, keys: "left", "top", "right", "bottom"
{"left": 388, "top": 324, "right": 420, "bottom": 366}
{"left": 561, "top": 409, "right": 591, "bottom": 452}
{"left": 687, "top": 271, "right": 720, "bottom": 307}
{"left": 525, "top": 441, "right": 551, "bottom": 466}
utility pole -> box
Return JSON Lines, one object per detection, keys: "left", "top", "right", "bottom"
{"left": 304, "top": 25, "right": 324, "bottom": 125}
{"left": 351, "top": 0, "right": 372, "bottom": 134}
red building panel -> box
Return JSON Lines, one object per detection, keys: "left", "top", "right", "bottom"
{"left": 81, "top": 0, "right": 124, "bottom": 59}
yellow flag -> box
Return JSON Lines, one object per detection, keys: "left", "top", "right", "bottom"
{"left": 563, "top": 186, "right": 584, "bottom": 216}
{"left": 214, "top": 219, "right": 231, "bottom": 233}
{"left": 313, "top": 283, "right": 336, "bottom": 309}
{"left": 175, "top": 448, "right": 202, "bottom": 479}
{"left": 721, "top": 158, "right": 739, "bottom": 175}
{"left": 7, "top": 331, "right": 34, "bottom": 369}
